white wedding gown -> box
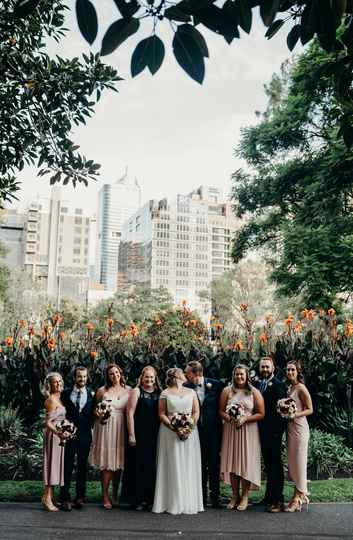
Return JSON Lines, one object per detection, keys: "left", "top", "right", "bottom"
{"left": 152, "top": 390, "right": 204, "bottom": 514}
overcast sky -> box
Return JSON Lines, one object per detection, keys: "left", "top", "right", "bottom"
{"left": 15, "top": 1, "right": 298, "bottom": 214}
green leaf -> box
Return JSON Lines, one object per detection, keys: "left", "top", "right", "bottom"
{"left": 76, "top": 0, "right": 98, "bottom": 45}
{"left": 238, "top": 0, "right": 252, "bottom": 34}
{"left": 13, "top": 0, "right": 40, "bottom": 18}
{"left": 287, "top": 24, "right": 301, "bottom": 51}
{"left": 314, "top": 0, "right": 337, "bottom": 52}
{"left": 300, "top": 2, "right": 316, "bottom": 45}
{"left": 101, "top": 18, "right": 140, "bottom": 56}
{"left": 50, "top": 172, "right": 61, "bottom": 185}
{"left": 260, "top": 0, "right": 281, "bottom": 27}
{"left": 112, "top": 0, "right": 140, "bottom": 18}
{"left": 196, "top": 4, "right": 239, "bottom": 44}
{"left": 131, "top": 36, "right": 165, "bottom": 77}
{"left": 265, "top": 19, "right": 284, "bottom": 39}
{"left": 176, "top": 24, "right": 209, "bottom": 58}
{"left": 172, "top": 25, "right": 206, "bottom": 84}
{"left": 164, "top": 6, "right": 191, "bottom": 22}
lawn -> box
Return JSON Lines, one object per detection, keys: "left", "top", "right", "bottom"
{"left": 0, "top": 479, "right": 352, "bottom": 503}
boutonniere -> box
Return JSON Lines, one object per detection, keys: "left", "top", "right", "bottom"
{"left": 91, "top": 391, "right": 95, "bottom": 397}
{"left": 252, "top": 375, "right": 259, "bottom": 382}
{"left": 268, "top": 381, "right": 273, "bottom": 387}
{"left": 206, "top": 382, "right": 212, "bottom": 390}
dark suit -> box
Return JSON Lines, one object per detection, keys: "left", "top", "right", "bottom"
{"left": 60, "top": 386, "right": 94, "bottom": 502}
{"left": 253, "top": 376, "right": 287, "bottom": 505}
{"left": 184, "top": 377, "right": 223, "bottom": 504}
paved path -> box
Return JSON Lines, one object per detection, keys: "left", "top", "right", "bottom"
{"left": 0, "top": 503, "right": 352, "bottom": 540}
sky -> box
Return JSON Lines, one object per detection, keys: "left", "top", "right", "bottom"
{"left": 15, "top": 1, "right": 298, "bottom": 215}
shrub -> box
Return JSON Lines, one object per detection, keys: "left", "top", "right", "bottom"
{"left": 307, "top": 429, "right": 353, "bottom": 479}
{"left": 0, "top": 405, "right": 25, "bottom": 447}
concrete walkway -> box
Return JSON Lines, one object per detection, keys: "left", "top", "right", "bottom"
{"left": 0, "top": 502, "right": 352, "bottom": 540}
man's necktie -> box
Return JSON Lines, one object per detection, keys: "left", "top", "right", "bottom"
{"left": 75, "top": 389, "right": 81, "bottom": 412}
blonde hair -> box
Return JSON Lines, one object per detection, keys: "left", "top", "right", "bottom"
{"left": 137, "top": 365, "right": 162, "bottom": 392}
{"left": 165, "top": 367, "right": 183, "bottom": 387}
{"left": 43, "top": 372, "right": 64, "bottom": 398}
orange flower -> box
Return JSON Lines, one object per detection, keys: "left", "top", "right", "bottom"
{"left": 59, "top": 331, "right": 65, "bottom": 340}
{"left": 130, "top": 323, "right": 138, "bottom": 337}
{"left": 52, "top": 313, "right": 63, "bottom": 325}
{"left": 181, "top": 299, "right": 187, "bottom": 307}
{"left": 233, "top": 340, "right": 243, "bottom": 351}
{"left": 215, "top": 322, "right": 223, "bottom": 331}
{"left": 86, "top": 322, "right": 94, "bottom": 332}
{"left": 284, "top": 313, "right": 294, "bottom": 326}
{"left": 90, "top": 351, "right": 98, "bottom": 359}
{"left": 121, "top": 330, "right": 128, "bottom": 337}
{"left": 19, "top": 337, "right": 25, "bottom": 349}
{"left": 18, "top": 319, "right": 26, "bottom": 328}
{"left": 48, "top": 337, "right": 56, "bottom": 351}
{"left": 0, "top": 347, "right": 3, "bottom": 353}
{"left": 239, "top": 303, "right": 248, "bottom": 312}
{"left": 301, "top": 309, "right": 315, "bottom": 321}
{"left": 154, "top": 319, "right": 162, "bottom": 326}
{"left": 190, "top": 319, "right": 197, "bottom": 326}
{"left": 344, "top": 320, "right": 353, "bottom": 337}
{"left": 294, "top": 322, "right": 303, "bottom": 333}
{"left": 328, "top": 308, "right": 336, "bottom": 317}
{"left": 5, "top": 336, "right": 13, "bottom": 347}
{"left": 28, "top": 325, "right": 34, "bottom": 336}
{"left": 259, "top": 333, "right": 268, "bottom": 344}
{"left": 106, "top": 318, "right": 114, "bottom": 328}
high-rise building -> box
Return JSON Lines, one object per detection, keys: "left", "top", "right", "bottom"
{"left": 0, "top": 208, "right": 26, "bottom": 268}
{"left": 118, "top": 186, "right": 240, "bottom": 316}
{"left": 96, "top": 170, "right": 141, "bottom": 291}
{"left": 22, "top": 187, "right": 91, "bottom": 304}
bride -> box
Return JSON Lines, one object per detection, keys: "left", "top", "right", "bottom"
{"left": 152, "top": 367, "right": 204, "bottom": 514}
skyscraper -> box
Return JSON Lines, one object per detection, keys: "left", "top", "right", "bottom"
{"left": 96, "top": 170, "right": 141, "bottom": 291}
{"left": 118, "top": 186, "right": 240, "bottom": 315}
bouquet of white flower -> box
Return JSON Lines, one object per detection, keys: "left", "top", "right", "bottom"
{"left": 95, "top": 399, "right": 113, "bottom": 425}
{"left": 56, "top": 419, "right": 77, "bottom": 447}
{"left": 226, "top": 402, "right": 245, "bottom": 421}
{"left": 277, "top": 397, "right": 297, "bottom": 419}
{"left": 170, "top": 412, "right": 194, "bottom": 441}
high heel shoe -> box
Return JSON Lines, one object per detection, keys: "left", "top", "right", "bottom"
{"left": 227, "top": 497, "right": 237, "bottom": 510}
{"left": 236, "top": 497, "right": 249, "bottom": 511}
{"left": 301, "top": 494, "right": 310, "bottom": 512}
{"left": 284, "top": 497, "right": 302, "bottom": 512}
{"left": 103, "top": 499, "right": 112, "bottom": 510}
{"left": 41, "top": 496, "right": 59, "bottom": 512}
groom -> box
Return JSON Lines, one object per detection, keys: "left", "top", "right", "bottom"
{"left": 253, "top": 356, "right": 287, "bottom": 512}
{"left": 60, "top": 366, "right": 94, "bottom": 511}
{"left": 184, "top": 360, "right": 223, "bottom": 508}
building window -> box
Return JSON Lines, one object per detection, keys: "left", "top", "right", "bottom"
{"left": 61, "top": 207, "right": 68, "bottom": 213}
{"left": 75, "top": 217, "right": 82, "bottom": 225}
{"left": 73, "top": 248, "right": 81, "bottom": 255}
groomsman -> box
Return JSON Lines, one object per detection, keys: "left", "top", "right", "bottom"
{"left": 253, "top": 357, "right": 287, "bottom": 512}
{"left": 60, "top": 366, "right": 94, "bottom": 511}
{"left": 184, "top": 360, "right": 223, "bottom": 508}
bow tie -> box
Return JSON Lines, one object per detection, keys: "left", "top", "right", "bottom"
{"left": 196, "top": 383, "right": 203, "bottom": 388}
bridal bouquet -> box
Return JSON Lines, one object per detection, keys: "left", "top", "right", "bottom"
{"left": 170, "top": 413, "right": 194, "bottom": 441}
{"left": 55, "top": 419, "right": 77, "bottom": 447}
{"left": 277, "top": 397, "right": 297, "bottom": 419}
{"left": 95, "top": 399, "right": 113, "bottom": 425}
{"left": 226, "top": 402, "right": 245, "bottom": 421}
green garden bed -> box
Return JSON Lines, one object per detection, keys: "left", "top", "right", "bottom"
{"left": 0, "top": 479, "right": 352, "bottom": 503}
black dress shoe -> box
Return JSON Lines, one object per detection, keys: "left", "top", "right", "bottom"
{"left": 72, "top": 499, "right": 83, "bottom": 509}
{"left": 61, "top": 501, "right": 72, "bottom": 512}
{"left": 211, "top": 500, "right": 222, "bottom": 509}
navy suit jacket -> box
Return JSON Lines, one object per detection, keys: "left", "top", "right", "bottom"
{"left": 184, "top": 377, "right": 223, "bottom": 435}
{"left": 61, "top": 387, "right": 94, "bottom": 445}
{"left": 252, "top": 376, "right": 287, "bottom": 435}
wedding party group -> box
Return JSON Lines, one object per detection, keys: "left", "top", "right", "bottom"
{"left": 42, "top": 356, "right": 313, "bottom": 515}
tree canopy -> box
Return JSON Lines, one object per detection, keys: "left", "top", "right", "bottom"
{"left": 73, "top": 0, "right": 353, "bottom": 146}
{"left": 0, "top": 0, "right": 120, "bottom": 204}
{"left": 231, "top": 40, "right": 353, "bottom": 309}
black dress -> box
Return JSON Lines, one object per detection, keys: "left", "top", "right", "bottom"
{"left": 122, "top": 387, "right": 160, "bottom": 508}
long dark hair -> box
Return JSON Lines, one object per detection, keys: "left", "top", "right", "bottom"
{"left": 231, "top": 364, "right": 252, "bottom": 394}
{"left": 105, "top": 363, "right": 126, "bottom": 389}
{"left": 286, "top": 360, "right": 305, "bottom": 383}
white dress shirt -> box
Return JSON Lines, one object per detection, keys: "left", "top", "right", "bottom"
{"left": 70, "top": 386, "right": 87, "bottom": 412}
{"left": 195, "top": 377, "right": 206, "bottom": 405}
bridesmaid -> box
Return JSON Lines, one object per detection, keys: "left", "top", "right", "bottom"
{"left": 42, "top": 372, "right": 66, "bottom": 511}
{"left": 90, "top": 364, "right": 130, "bottom": 509}
{"left": 285, "top": 361, "right": 313, "bottom": 512}
{"left": 125, "top": 365, "right": 162, "bottom": 510}
{"left": 219, "top": 364, "right": 264, "bottom": 511}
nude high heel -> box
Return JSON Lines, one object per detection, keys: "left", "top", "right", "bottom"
{"left": 236, "top": 497, "right": 249, "bottom": 511}
{"left": 284, "top": 497, "right": 302, "bottom": 512}
{"left": 41, "top": 495, "right": 59, "bottom": 512}
{"left": 301, "top": 494, "right": 310, "bottom": 512}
